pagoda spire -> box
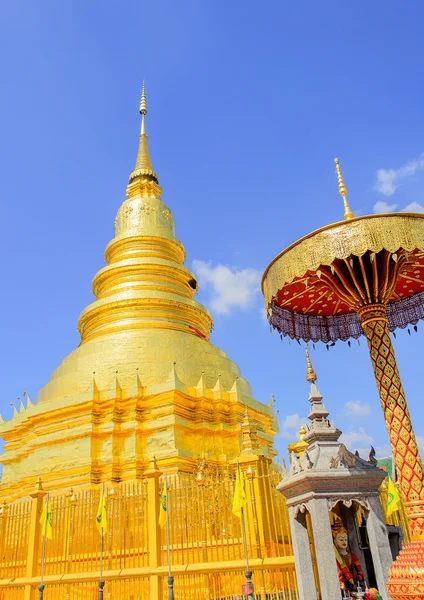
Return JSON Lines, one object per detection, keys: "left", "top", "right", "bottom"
{"left": 304, "top": 345, "right": 325, "bottom": 415}
{"left": 305, "top": 344, "right": 317, "bottom": 383}
{"left": 129, "top": 82, "right": 158, "bottom": 184}
{"left": 334, "top": 158, "right": 354, "bottom": 220}
{"left": 303, "top": 345, "right": 341, "bottom": 444}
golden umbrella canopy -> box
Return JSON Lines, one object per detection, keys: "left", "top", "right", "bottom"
{"left": 262, "top": 212, "right": 424, "bottom": 343}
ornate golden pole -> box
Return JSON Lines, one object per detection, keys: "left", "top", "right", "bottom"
{"left": 97, "top": 483, "right": 106, "bottom": 600}
{"left": 38, "top": 492, "right": 50, "bottom": 600}
{"left": 0, "top": 500, "right": 7, "bottom": 582}
{"left": 24, "top": 478, "right": 46, "bottom": 600}
{"left": 144, "top": 458, "right": 163, "bottom": 599}
{"left": 65, "top": 488, "right": 77, "bottom": 600}
{"left": 246, "top": 464, "right": 267, "bottom": 600}
{"left": 196, "top": 468, "right": 210, "bottom": 600}
{"left": 359, "top": 304, "right": 424, "bottom": 537}
{"left": 164, "top": 473, "right": 174, "bottom": 600}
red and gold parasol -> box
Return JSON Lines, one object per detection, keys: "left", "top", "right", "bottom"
{"left": 262, "top": 159, "right": 424, "bottom": 539}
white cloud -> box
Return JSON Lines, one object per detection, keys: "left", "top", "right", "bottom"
{"left": 402, "top": 201, "right": 424, "bottom": 213}
{"left": 417, "top": 436, "right": 424, "bottom": 455}
{"left": 259, "top": 307, "right": 268, "bottom": 324}
{"left": 373, "top": 200, "right": 398, "bottom": 213}
{"left": 344, "top": 401, "right": 371, "bottom": 418}
{"left": 373, "top": 199, "right": 424, "bottom": 214}
{"left": 192, "top": 260, "right": 261, "bottom": 316}
{"left": 279, "top": 413, "right": 308, "bottom": 439}
{"left": 374, "top": 153, "right": 424, "bottom": 197}
{"left": 339, "top": 427, "right": 374, "bottom": 453}
{"left": 374, "top": 444, "right": 392, "bottom": 459}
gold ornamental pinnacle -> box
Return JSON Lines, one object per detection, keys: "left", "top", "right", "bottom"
{"left": 129, "top": 81, "right": 159, "bottom": 183}
{"left": 305, "top": 345, "right": 317, "bottom": 383}
{"left": 334, "top": 157, "right": 354, "bottom": 220}
{"left": 139, "top": 81, "right": 148, "bottom": 135}
{"left": 139, "top": 81, "right": 148, "bottom": 115}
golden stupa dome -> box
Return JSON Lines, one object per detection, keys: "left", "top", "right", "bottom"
{"left": 0, "top": 86, "right": 276, "bottom": 496}
{"left": 37, "top": 87, "right": 256, "bottom": 407}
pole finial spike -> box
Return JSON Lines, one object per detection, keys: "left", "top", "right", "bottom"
{"left": 129, "top": 81, "right": 159, "bottom": 185}
{"left": 305, "top": 344, "right": 317, "bottom": 383}
{"left": 334, "top": 158, "right": 354, "bottom": 220}
{"left": 139, "top": 80, "right": 148, "bottom": 116}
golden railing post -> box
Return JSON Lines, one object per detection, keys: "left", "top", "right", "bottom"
{"left": 239, "top": 456, "right": 272, "bottom": 556}
{"left": 65, "top": 488, "right": 77, "bottom": 600}
{"left": 0, "top": 500, "right": 7, "bottom": 579}
{"left": 144, "top": 457, "right": 163, "bottom": 600}
{"left": 24, "top": 477, "right": 47, "bottom": 600}
{"left": 234, "top": 455, "right": 267, "bottom": 598}
{"left": 196, "top": 468, "right": 210, "bottom": 600}
{"left": 246, "top": 463, "right": 266, "bottom": 600}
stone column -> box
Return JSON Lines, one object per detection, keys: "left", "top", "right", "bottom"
{"left": 288, "top": 506, "right": 317, "bottom": 600}
{"left": 365, "top": 495, "right": 392, "bottom": 600}
{"left": 308, "top": 498, "right": 341, "bottom": 600}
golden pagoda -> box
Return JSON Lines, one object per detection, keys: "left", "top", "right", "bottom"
{"left": 0, "top": 86, "right": 296, "bottom": 600}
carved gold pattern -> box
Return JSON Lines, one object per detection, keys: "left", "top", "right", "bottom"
{"left": 262, "top": 213, "right": 424, "bottom": 307}
{"left": 363, "top": 315, "right": 424, "bottom": 536}
{"left": 386, "top": 540, "right": 424, "bottom": 599}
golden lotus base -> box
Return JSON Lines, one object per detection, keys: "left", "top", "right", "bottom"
{"left": 387, "top": 541, "right": 424, "bottom": 600}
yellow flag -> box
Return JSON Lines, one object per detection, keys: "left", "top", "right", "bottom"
{"left": 96, "top": 487, "right": 107, "bottom": 535}
{"left": 39, "top": 494, "right": 53, "bottom": 541}
{"left": 232, "top": 467, "right": 247, "bottom": 518}
{"left": 387, "top": 476, "right": 400, "bottom": 518}
{"left": 158, "top": 480, "right": 167, "bottom": 528}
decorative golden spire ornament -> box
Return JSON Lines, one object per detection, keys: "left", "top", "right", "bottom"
{"left": 139, "top": 80, "right": 147, "bottom": 131}
{"left": 287, "top": 425, "right": 309, "bottom": 457}
{"left": 305, "top": 345, "right": 317, "bottom": 383}
{"left": 334, "top": 158, "right": 354, "bottom": 220}
{"left": 129, "top": 81, "right": 158, "bottom": 184}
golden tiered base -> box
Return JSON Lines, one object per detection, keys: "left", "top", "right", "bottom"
{"left": 387, "top": 541, "right": 424, "bottom": 599}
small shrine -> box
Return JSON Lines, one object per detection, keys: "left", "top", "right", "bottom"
{"left": 278, "top": 348, "right": 393, "bottom": 599}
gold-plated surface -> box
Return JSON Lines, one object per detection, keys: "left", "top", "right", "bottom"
{"left": 0, "top": 88, "right": 293, "bottom": 600}
{"left": 0, "top": 466, "right": 297, "bottom": 600}
{"left": 262, "top": 213, "right": 424, "bottom": 307}
{"left": 0, "top": 94, "right": 277, "bottom": 503}
{"left": 287, "top": 426, "right": 308, "bottom": 457}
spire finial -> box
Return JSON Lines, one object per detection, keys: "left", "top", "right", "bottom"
{"left": 139, "top": 81, "right": 148, "bottom": 135}
{"left": 128, "top": 81, "right": 158, "bottom": 185}
{"left": 334, "top": 158, "right": 354, "bottom": 220}
{"left": 139, "top": 81, "right": 147, "bottom": 115}
{"left": 305, "top": 344, "right": 317, "bottom": 383}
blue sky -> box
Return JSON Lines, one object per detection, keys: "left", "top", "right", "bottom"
{"left": 1, "top": 1, "right": 424, "bottom": 463}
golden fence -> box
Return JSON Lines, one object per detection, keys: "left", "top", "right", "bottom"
{"left": 0, "top": 458, "right": 297, "bottom": 600}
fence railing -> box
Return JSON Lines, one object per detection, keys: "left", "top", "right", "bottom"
{"left": 0, "top": 458, "right": 297, "bottom": 600}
